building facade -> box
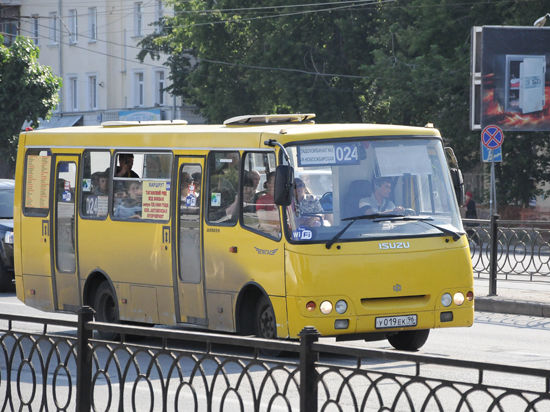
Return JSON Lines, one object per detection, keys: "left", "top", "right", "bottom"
{"left": 9, "top": 0, "right": 202, "bottom": 127}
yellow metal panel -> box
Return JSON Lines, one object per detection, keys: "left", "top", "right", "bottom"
{"left": 20, "top": 275, "right": 55, "bottom": 312}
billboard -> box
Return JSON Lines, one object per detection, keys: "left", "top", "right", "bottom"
{"left": 473, "top": 26, "right": 550, "bottom": 131}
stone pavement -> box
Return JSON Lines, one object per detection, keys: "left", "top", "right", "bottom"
{"left": 474, "top": 277, "right": 550, "bottom": 317}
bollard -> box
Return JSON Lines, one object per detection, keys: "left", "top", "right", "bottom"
{"left": 299, "top": 326, "right": 320, "bottom": 412}
{"left": 76, "top": 306, "right": 95, "bottom": 412}
{"left": 489, "top": 214, "right": 499, "bottom": 296}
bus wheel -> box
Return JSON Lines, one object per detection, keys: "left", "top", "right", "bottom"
{"left": 93, "top": 282, "right": 119, "bottom": 340}
{"left": 255, "top": 296, "right": 277, "bottom": 339}
{"left": 387, "top": 329, "right": 429, "bottom": 351}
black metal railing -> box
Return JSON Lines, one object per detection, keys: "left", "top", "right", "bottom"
{"left": 1, "top": 308, "right": 549, "bottom": 411}
{"left": 464, "top": 217, "right": 550, "bottom": 284}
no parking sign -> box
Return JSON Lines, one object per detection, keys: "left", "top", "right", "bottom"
{"left": 481, "top": 125, "right": 503, "bottom": 162}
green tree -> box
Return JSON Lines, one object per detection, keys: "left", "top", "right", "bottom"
{"left": 138, "top": 0, "right": 378, "bottom": 123}
{"left": 0, "top": 36, "right": 62, "bottom": 177}
{"left": 140, "top": 0, "right": 550, "bottom": 209}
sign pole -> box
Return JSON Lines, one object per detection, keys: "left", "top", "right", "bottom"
{"left": 490, "top": 151, "right": 496, "bottom": 216}
{"left": 481, "top": 125, "right": 503, "bottom": 218}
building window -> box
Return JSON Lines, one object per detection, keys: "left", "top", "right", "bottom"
{"left": 32, "top": 15, "right": 39, "bottom": 45}
{"left": 134, "top": 2, "right": 143, "bottom": 37}
{"left": 68, "top": 76, "right": 78, "bottom": 111}
{"left": 154, "top": 0, "right": 163, "bottom": 33}
{"left": 88, "top": 7, "right": 97, "bottom": 41}
{"left": 154, "top": 70, "right": 165, "bottom": 106}
{"left": 68, "top": 9, "right": 78, "bottom": 44}
{"left": 88, "top": 75, "right": 97, "bottom": 110}
{"left": 49, "top": 12, "right": 58, "bottom": 43}
{"left": 134, "top": 72, "right": 144, "bottom": 107}
{"left": 0, "top": 6, "right": 19, "bottom": 45}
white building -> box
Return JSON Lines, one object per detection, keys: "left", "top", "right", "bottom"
{"left": 9, "top": 0, "right": 202, "bottom": 127}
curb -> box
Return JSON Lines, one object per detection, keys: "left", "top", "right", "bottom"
{"left": 475, "top": 297, "right": 550, "bottom": 318}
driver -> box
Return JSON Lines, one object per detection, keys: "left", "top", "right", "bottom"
{"left": 359, "top": 177, "right": 402, "bottom": 214}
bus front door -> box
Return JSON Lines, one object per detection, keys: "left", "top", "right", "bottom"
{"left": 175, "top": 158, "right": 206, "bottom": 325}
{"left": 52, "top": 156, "right": 81, "bottom": 311}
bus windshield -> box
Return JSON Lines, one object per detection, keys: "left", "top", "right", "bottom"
{"left": 284, "top": 137, "right": 464, "bottom": 243}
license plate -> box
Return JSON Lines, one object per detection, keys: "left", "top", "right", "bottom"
{"left": 375, "top": 314, "right": 417, "bottom": 329}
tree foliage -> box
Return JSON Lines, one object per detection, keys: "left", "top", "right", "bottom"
{"left": 139, "top": 0, "right": 550, "bottom": 208}
{"left": 0, "top": 36, "right": 62, "bottom": 177}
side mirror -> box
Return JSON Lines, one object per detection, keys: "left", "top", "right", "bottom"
{"left": 274, "top": 165, "right": 294, "bottom": 206}
{"left": 445, "top": 147, "right": 464, "bottom": 206}
{"left": 450, "top": 167, "right": 464, "bottom": 206}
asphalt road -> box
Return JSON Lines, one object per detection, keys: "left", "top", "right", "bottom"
{"left": 1, "top": 292, "right": 549, "bottom": 410}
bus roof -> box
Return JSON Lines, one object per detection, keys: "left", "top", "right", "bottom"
{"left": 21, "top": 119, "right": 441, "bottom": 150}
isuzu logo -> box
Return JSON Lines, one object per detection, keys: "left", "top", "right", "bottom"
{"left": 378, "top": 241, "right": 410, "bottom": 250}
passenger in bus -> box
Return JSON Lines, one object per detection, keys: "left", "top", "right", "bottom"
{"left": 192, "top": 172, "right": 202, "bottom": 193}
{"left": 116, "top": 154, "right": 139, "bottom": 178}
{"left": 294, "top": 178, "right": 324, "bottom": 227}
{"left": 114, "top": 181, "right": 142, "bottom": 219}
{"left": 92, "top": 171, "right": 108, "bottom": 195}
{"left": 180, "top": 172, "right": 198, "bottom": 210}
{"left": 359, "top": 177, "right": 401, "bottom": 214}
{"left": 256, "top": 172, "right": 276, "bottom": 211}
{"left": 256, "top": 172, "right": 281, "bottom": 236}
{"left": 242, "top": 171, "right": 259, "bottom": 213}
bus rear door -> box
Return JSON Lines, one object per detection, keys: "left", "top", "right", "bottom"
{"left": 53, "top": 155, "right": 81, "bottom": 311}
{"left": 175, "top": 158, "right": 206, "bottom": 325}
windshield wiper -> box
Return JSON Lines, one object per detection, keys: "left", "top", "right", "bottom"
{"left": 325, "top": 213, "right": 462, "bottom": 249}
{"left": 376, "top": 215, "right": 462, "bottom": 241}
{"left": 325, "top": 213, "right": 403, "bottom": 249}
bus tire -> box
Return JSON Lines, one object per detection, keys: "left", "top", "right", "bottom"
{"left": 255, "top": 295, "right": 277, "bottom": 339}
{"left": 255, "top": 295, "right": 281, "bottom": 356}
{"left": 93, "top": 281, "right": 120, "bottom": 340}
{"left": 387, "top": 329, "right": 429, "bottom": 351}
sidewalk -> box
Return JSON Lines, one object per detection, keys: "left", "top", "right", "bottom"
{"left": 474, "top": 278, "right": 550, "bottom": 317}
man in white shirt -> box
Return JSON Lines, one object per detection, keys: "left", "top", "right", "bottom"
{"left": 359, "top": 177, "right": 396, "bottom": 213}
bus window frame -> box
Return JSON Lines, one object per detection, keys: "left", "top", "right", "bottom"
{"left": 54, "top": 158, "right": 78, "bottom": 274}
{"left": 240, "top": 150, "right": 281, "bottom": 241}
{"left": 205, "top": 150, "right": 240, "bottom": 227}
{"left": 22, "top": 148, "right": 53, "bottom": 217}
{"left": 177, "top": 161, "right": 203, "bottom": 284}
{"left": 110, "top": 150, "right": 174, "bottom": 223}
{"left": 79, "top": 149, "right": 111, "bottom": 221}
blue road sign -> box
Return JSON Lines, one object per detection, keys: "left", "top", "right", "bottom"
{"left": 481, "top": 125, "right": 504, "bottom": 150}
{"left": 481, "top": 144, "right": 502, "bottom": 162}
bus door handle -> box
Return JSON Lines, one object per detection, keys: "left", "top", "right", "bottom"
{"left": 162, "top": 226, "right": 170, "bottom": 250}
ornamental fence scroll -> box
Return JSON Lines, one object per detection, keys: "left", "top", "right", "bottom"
{"left": 463, "top": 218, "right": 550, "bottom": 281}
{"left": 0, "top": 309, "right": 549, "bottom": 411}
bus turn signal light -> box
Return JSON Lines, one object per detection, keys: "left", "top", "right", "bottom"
{"left": 466, "top": 291, "right": 474, "bottom": 301}
{"left": 306, "top": 301, "right": 316, "bottom": 311}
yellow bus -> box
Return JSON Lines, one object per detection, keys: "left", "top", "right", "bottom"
{"left": 13, "top": 114, "right": 474, "bottom": 350}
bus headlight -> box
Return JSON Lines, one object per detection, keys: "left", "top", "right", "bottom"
{"left": 335, "top": 300, "right": 347, "bottom": 314}
{"left": 453, "top": 292, "right": 465, "bottom": 306}
{"left": 3, "top": 231, "right": 13, "bottom": 245}
{"left": 441, "top": 293, "right": 452, "bottom": 307}
{"left": 320, "top": 301, "right": 333, "bottom": 315}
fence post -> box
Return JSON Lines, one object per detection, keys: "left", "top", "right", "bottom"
{"left": 76, "top": 306, "right": 94, "bottom": 411}
{"left": 489, "top": 214, "right": 499, "bottom": 296}
{"left": 299, "top": 326, "right": 320, "bottom": 412}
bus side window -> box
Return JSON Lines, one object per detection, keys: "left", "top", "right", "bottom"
{"left": 80, "top": 150, "right": 110, "bottom": 219}
{"left": 242, "top": 152, "right": 280, "bottom": 239}
{"left": 206, "top": 151, "right": 240, "bottom": 224}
